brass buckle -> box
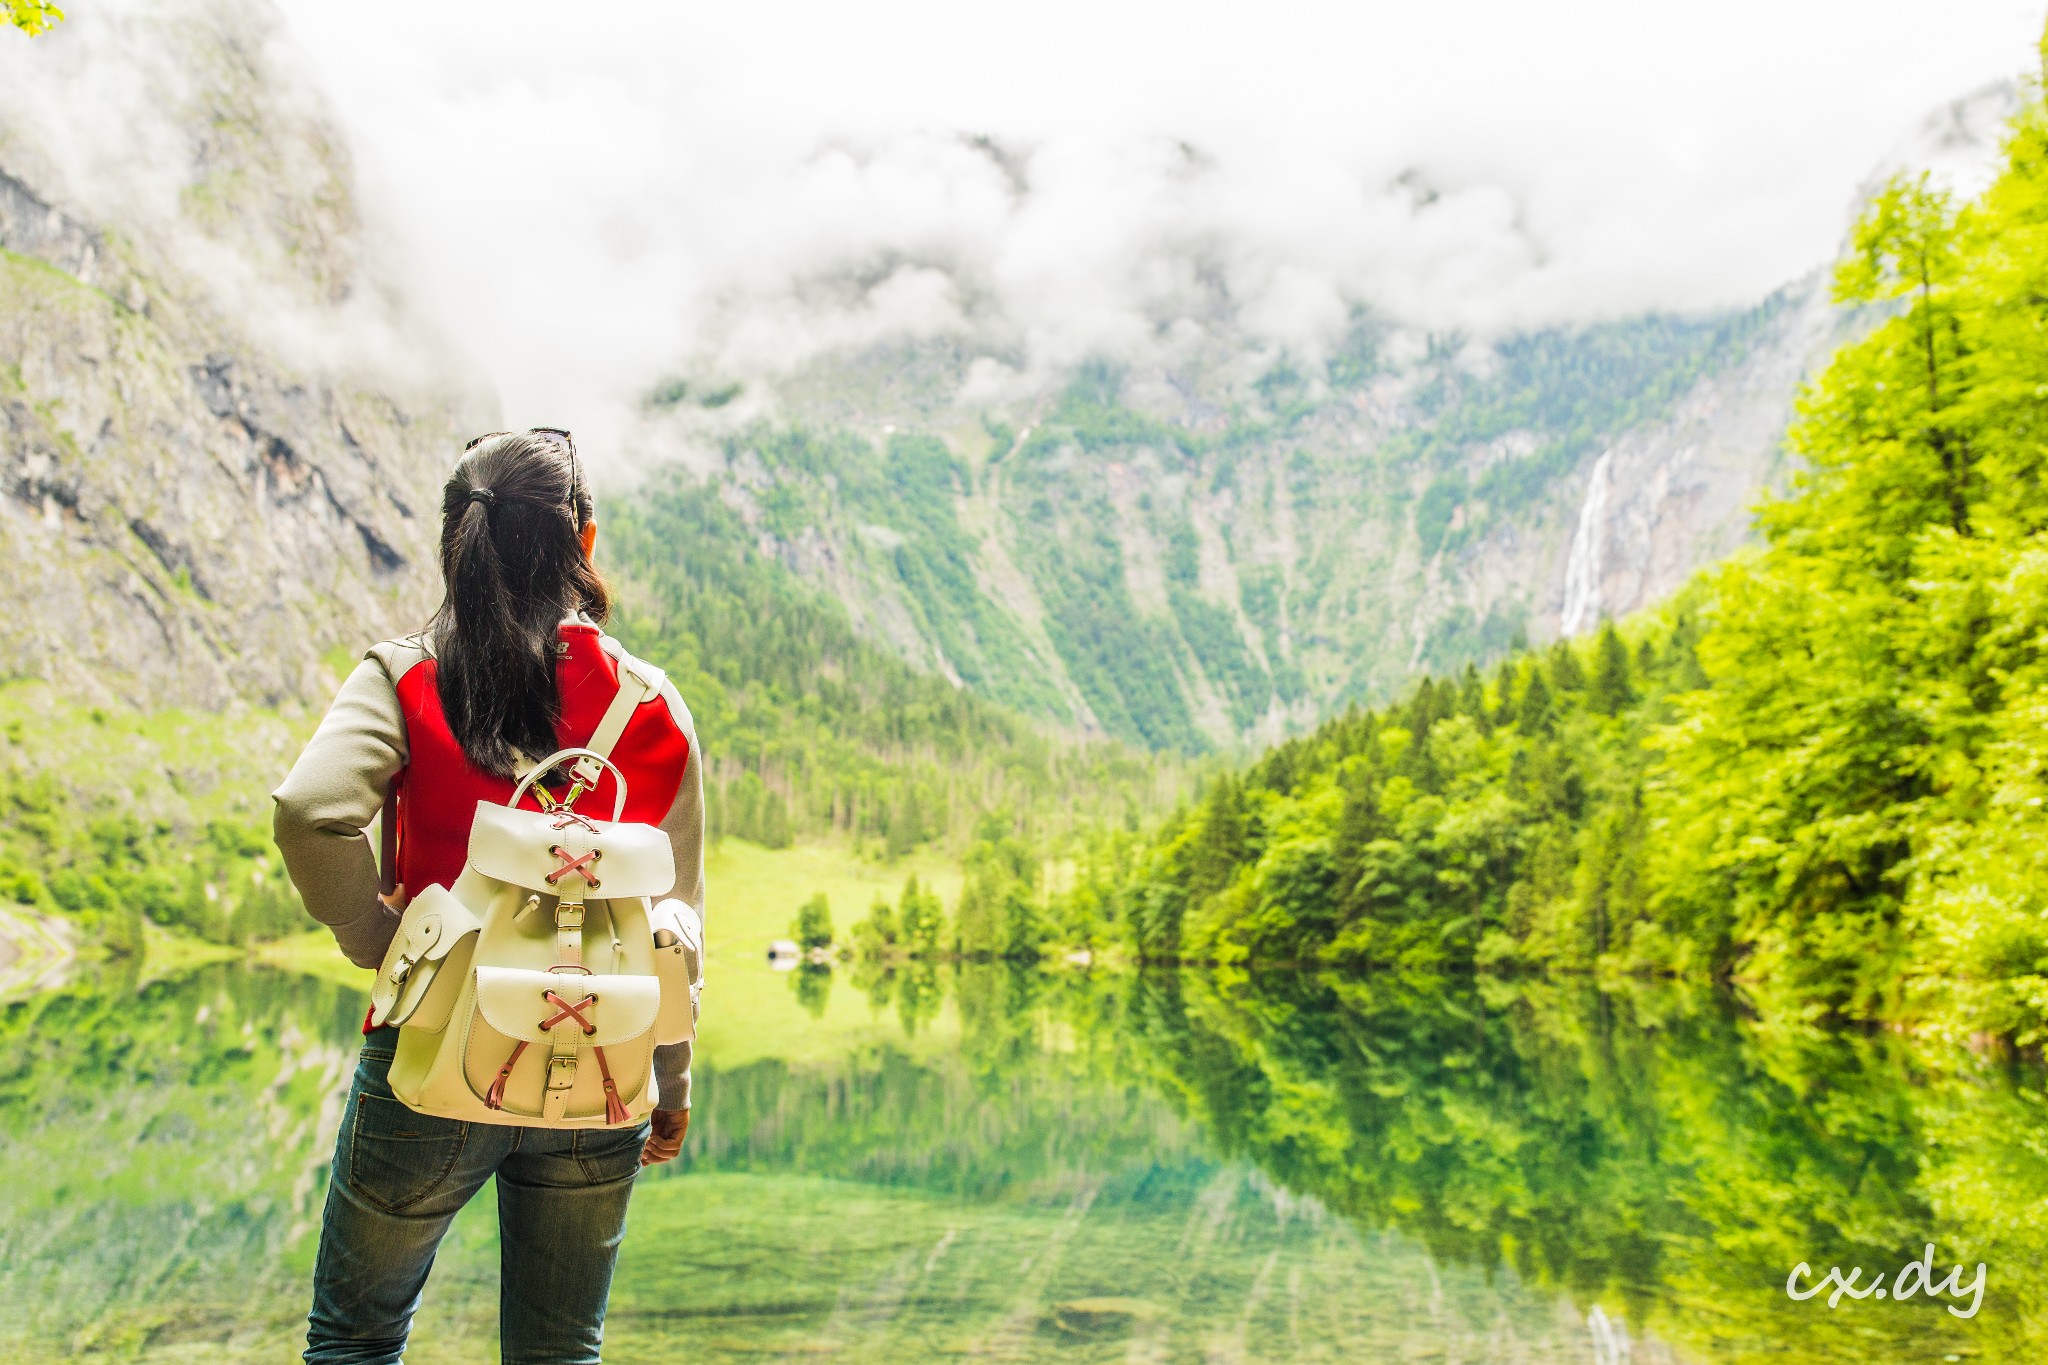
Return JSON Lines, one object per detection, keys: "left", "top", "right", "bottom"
{"left": 555, "top": 903, "right": 586, "bottom": 930}
{"left": 547, "top": 1055, "right": 578, "bottom": 1092}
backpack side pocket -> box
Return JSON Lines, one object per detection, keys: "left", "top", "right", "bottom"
{"left": 648, "top": 897, "right": 702, "bottom": 1046}
{"left": 371, "top": 884, "right": 484, "bottom": 1031}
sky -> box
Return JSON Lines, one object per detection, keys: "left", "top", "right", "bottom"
{"left": 259, "top": 1, "right": 2044, "bottom": 441}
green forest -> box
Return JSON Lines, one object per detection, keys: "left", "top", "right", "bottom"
{"left": 1029, "top": 94, "right": 2048, "bottom": 1046}
{"left": 601, "top": 475, "right": 1185, "bottom": 853}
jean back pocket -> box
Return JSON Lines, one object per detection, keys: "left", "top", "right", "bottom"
{"left": 345, "top": 1091, "right": 470, "bottom": 1213}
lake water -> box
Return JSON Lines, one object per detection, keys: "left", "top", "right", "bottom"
{"left": 2, "top": 953, "right": 2043, "bottom": 1363}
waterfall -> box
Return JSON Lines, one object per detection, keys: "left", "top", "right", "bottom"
{"left": 1560, "top": 450, "right": 1612, "bottom": 637}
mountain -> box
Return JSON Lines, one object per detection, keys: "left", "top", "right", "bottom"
{"left": 596, "top": 475, "right": 1185, "bottom": 855}
{"left": 598, "top": 76, "right": 2023, "bottom": 757}
{"left": 604, "top": 82, "right": 2027, "bottom": 757}
{"left": 626, "top": 285, "right": 1842, "bottom": 752}
{"left": 0, "top": 0, "right": 472, "bottom": 711}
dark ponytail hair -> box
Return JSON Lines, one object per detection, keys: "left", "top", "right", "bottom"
{"left": 429, "top": 429, "right": 610, "bottom": 778}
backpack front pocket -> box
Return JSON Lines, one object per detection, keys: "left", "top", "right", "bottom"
{"left": 461, "top": 965, "right": 660, "bottom": 1124}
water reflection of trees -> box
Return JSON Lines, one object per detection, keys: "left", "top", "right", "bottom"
{"left": 827, "top": 962, "right": 2048, "bottom": 1362}
{"left": 0, "top": 963, "right": 366, "bottom": 1355}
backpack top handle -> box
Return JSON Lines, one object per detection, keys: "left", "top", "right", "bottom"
{"left": 509, "top": 747, "right": 631, "bottom": 823}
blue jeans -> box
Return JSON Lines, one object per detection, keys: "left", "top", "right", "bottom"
{"left": 305, "top": 1028, "right": 648, "bottom": 1365}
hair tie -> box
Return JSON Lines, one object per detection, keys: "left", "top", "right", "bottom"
{"left": 466, "top": 487, "right": 496, "bottom": 507}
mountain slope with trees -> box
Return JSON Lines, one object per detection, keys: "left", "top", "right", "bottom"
{"left": 639, "top": 283, "right": 1840, "bottom": 752}
{"left": 601, "top": 474, "right": 1185, "bottom": 855}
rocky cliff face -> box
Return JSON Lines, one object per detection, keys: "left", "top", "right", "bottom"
{"left": 1447, "top": 277, "right": 1847, "bottom": 650}
{"left": 0, "top": 0, "right": 473, "bottom": 710}
{"left": 1401, "top": 92, "right": 2031, "bottom": 674}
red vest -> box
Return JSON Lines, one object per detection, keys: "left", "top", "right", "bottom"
{"left": 389, "top": 623, "right": 690, "bottom": 893}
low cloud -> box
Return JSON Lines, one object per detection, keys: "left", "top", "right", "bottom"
{"left": 0, "top": 0, "right": 472, "bottom": 403}
{"left": 11, "top": 0, "right": 2039, "bottom": 458}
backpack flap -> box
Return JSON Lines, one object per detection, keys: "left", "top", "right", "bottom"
{"left": 648, "top": 897, "right": 702, "bottom": 1045}
{"left": 470, "top": 966, "right": 661, "bottom": 1045}
{"left": 370, "top": 884, "right": 484, "bottom": 1031}
{"left": 467, "top": 802, "right": 675, "bottom": 900}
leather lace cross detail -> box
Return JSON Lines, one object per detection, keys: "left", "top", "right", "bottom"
{"left": 550, "top": 809, "right": 598, "bottom": 835}
{"left": 542, "top": 989, "right": 598, "bottom": 1036}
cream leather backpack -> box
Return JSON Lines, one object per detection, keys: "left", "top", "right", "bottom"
{"left": 369, "top": 658, "right": 703, "bottom": 1128}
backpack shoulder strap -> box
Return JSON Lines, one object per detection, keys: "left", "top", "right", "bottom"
{"left": 570, "top": 651, "right": 668, "bottom": 788}
{"left": 379, "top": 778, "right": 400, "bottom": 895}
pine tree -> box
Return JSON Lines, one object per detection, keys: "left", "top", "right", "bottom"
{"left": 899, "top": 875, "right": 945, "bottom": 955}
{"left": 1589, "top": 624, "right": 1635, "bottom": 716}
{"left": 1548, "top": 641, "right": 1586, "bottom": 693}
{"left": 1403, "top": 679, "right": 1442, "bottom": 738}
{"left": 1459, "top": 665, "right": 1490, "bottom": 733}
{"left": 793, "top": 893, "right": 833, "bottom": 950}
{"left": 1517, "top": 668, "right": 1553, "bottom": 736}
{"left": 954, "top": 872, "right": 998, "bottom": 959}
{"left": 1186, "top": 775, "right": 1249, "bottom": 903}
{"left": 850, "top": 896, "right": 898, "bottom": 959}
{"left": 1490, "top": 660, "right": 1521, "bottom": 729}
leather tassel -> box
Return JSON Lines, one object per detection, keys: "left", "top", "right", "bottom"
{"left": 486, "top": 1040, "right": 529, "bottom": 1110}
{"left": 594, "top": 1045, "right": 629, "bottom": 1124}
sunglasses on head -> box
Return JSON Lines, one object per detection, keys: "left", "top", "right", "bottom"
{"left": 462, "top": 427, "right": 583, "bottom": 520}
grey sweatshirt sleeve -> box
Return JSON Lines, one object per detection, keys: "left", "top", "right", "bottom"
{"left": 271, "top": 657, "right": 408, "bottom": 969}
{"left": 651, "top": 678, "right": 706, "bottom": 1111}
